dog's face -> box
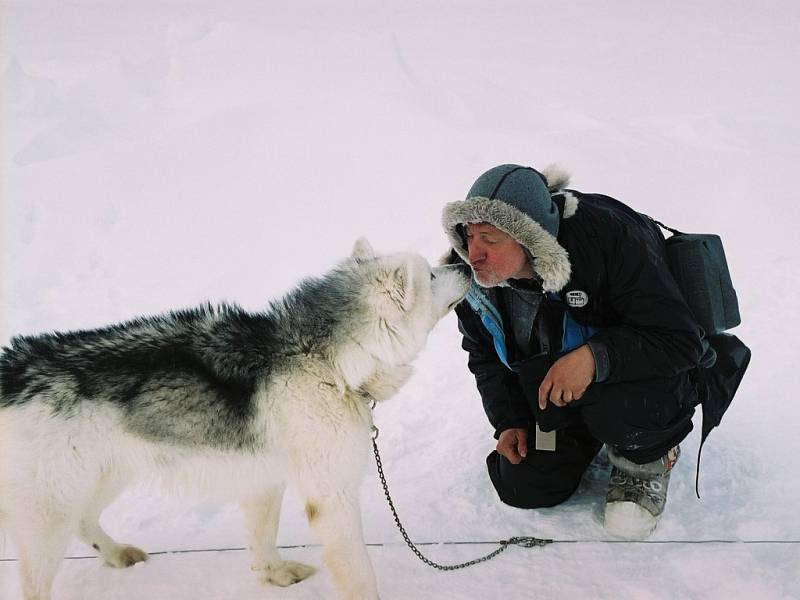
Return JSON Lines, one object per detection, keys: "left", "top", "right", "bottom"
{"left": 349, "top": 237, "right": 470, "bottom": 365}
{"left": 429, "top": 261, "right": 473, "bottom": 321}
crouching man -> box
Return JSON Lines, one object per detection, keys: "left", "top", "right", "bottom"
{"left": 442, "top": 164, "right": 705, "bottom": 539}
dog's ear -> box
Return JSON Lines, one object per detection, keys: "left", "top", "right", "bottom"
{"left": 351, "top": 237, "right": 376, "bottom": 260}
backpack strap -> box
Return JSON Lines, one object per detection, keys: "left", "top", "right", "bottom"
{"left": 643, "top": 214, "right": 685, "bottom": 237}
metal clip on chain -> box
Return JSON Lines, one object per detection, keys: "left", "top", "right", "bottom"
{"left": 505, "top": 536, "right": 552, "bottom": 548}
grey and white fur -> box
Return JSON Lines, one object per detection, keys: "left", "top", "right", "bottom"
{"left": 0, "top": 237, "right": 471, "bottom": 600}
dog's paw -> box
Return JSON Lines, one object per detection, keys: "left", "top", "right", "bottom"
{"left": 104, "top": 544, "right": 149, "bottom": 568}
{"left": 259, "top": 560, "right": 316, "bottom": 587}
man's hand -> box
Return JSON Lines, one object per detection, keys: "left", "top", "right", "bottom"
{"left": 538, "top": 345, "right": 595, "bottom": 409}
{"left": 496, "top": 428, "right": 528, "bottom": 464}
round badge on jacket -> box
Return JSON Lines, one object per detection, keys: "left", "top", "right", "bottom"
{"left": 566, "top": 290, "right": 589, "bottom": 308}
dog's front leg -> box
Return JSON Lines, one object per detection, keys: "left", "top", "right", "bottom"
{"left": 241, "top": 486, "right": 315, "bottom": 587}
{"left": 304, "top": 488, "right": 379, "bottom": 600}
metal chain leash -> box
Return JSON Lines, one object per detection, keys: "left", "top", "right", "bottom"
{"left": 371, "top": 427, "right": 551, "bottom": 571}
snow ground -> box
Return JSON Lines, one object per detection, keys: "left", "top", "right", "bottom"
{"left": 2, "top": 1, "right": 799, "bottom": 599}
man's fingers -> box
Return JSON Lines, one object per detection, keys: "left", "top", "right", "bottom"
{"left": 538, "top": 353, "right": 596, "bottom": 409}
{"left": 549, "top": 386, "right": 564, "bottom": 406}
{"left": 496, "top": 430, "right": 527, "bottom": 464}
{"left": 555, "top": 387, "right": 576, "bottom": 406}
{"left": 517, "top": 432, "right": 528, "bottom": 458}
{"left": 538, "top": 378, "right": 553, "bottom": 409}
{"left": 497, "top": 442, "right": 516, "bottom": 464}
{"left": 502, "top": 446, "right": 521, "bottom": 464}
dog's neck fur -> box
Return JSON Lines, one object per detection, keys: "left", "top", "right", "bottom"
{"left": 334, "top": 339, "right": 380, "bottom": 391}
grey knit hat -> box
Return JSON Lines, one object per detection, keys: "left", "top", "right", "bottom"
{"left": 466, "top": 165, "right": 560, "bottom": 236}
{"left": 442, "top": 164, "right": 575, "bottom": 292}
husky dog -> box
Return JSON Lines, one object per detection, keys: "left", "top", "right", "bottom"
{"left": 0, "top": 238, "right": 471, "bottom": 600}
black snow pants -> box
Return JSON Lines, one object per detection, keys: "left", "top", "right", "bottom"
{"left": 486, "top": 354, "right": 697, "bottom": 509}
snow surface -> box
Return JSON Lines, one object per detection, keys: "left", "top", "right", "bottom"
{"left": 2, "top": 1, "right": 799, "bottom": 599}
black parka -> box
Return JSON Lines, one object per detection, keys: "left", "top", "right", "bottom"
{"left": 453, "top": 190, "right": 706, "bottom": 446}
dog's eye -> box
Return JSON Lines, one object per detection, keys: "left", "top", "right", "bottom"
{"left": 430, "top": 272, "right": 436, "bottom": 281}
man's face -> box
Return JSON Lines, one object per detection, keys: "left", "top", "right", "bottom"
{"left": 464, "top": 222, "right": 533, "bottom": 287}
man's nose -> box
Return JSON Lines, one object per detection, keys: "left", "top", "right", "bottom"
{"left": 468, "top": 240, "right": 486, "bottom": 263}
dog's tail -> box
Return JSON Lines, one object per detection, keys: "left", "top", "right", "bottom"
{"left": 0, "top": 384, "right": 6, "bottom": 531}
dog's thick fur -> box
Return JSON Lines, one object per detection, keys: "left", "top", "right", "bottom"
{"left": 0, "top": 238, "right": 471, "bottom": 600}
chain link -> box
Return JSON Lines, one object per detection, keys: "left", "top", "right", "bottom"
{"left": 372, "top": 439, "right": 551, "bottom": 571}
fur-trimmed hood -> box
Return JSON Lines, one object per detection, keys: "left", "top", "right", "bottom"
{"left": 441, "top": 165, "right": 578, "bottom": 292}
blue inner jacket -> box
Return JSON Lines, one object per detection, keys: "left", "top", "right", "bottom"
{"left": 465, "top": 284, "right": 597, "bottom": 371}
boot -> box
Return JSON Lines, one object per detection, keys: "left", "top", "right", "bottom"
{"left": 603, "top": 445, "right": 680, "bottom": 540}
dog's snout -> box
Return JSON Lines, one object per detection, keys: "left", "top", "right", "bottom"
{"left": 455, "top": 262, "right": 472, "bottom": 277}
{"left": 433, "top": 263, "right": 472, "bottom": 279}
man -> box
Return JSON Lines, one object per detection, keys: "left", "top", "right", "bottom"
{"left": 442, "top": 164, "right": 706, "bottom": 539}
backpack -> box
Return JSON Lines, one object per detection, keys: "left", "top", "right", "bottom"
{"left": 649, "top": 218, "right": 751, "bottom": 495}
{"left": 651, "top": 220, "right": 741, "bottom": 335}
